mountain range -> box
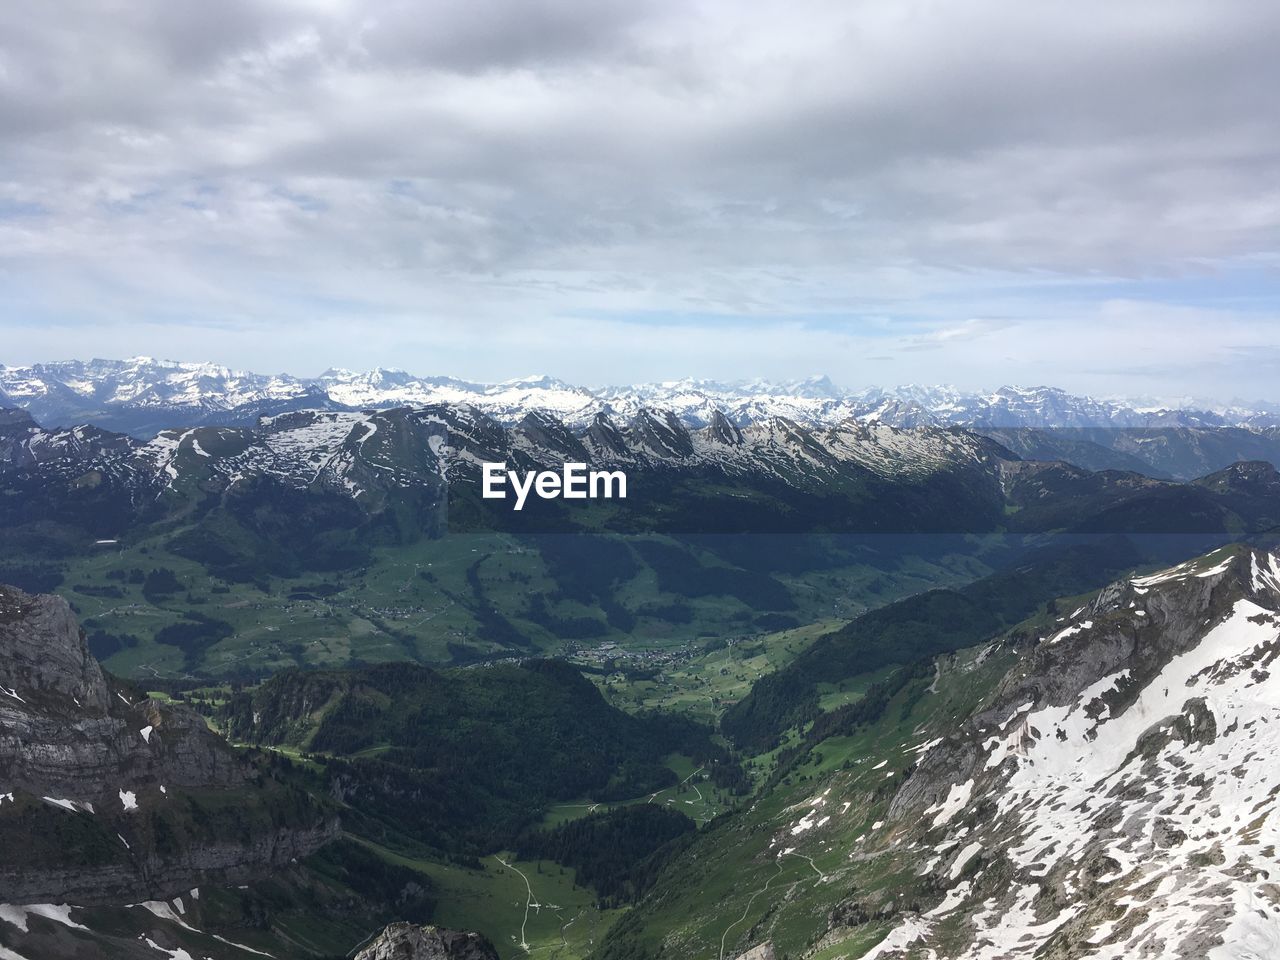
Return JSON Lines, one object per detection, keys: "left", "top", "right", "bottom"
{"left": 5, "top": 401, "right": 1280, "bottom": 550}
{"left": 5, "top": 394, "right": 1280, "bottom": 683}
{"left": 6, "top": 357, "right": 1280, "bottom": 480}
{"left": 0, "top": 357, "right": 1275, "bottom": 432}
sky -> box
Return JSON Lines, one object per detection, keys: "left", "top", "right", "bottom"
{"left": 1, "top": 0, "right": 1278, "bottom": 400}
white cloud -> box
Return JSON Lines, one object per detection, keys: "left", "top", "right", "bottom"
{"left": 0, "top": 1, "right": 1277, "bottom": 395}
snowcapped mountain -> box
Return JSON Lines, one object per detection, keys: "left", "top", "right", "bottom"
{"left": 6, "top": 399, "right": 1280, "bottom": 560}
{"left": 7, "top": 358, "right": 1280, "bottom": 481}
{"left": 0, "top": 357, "right": 331, "bottom": 438}
{"left": 0, "top": 402, "right": 1009, "bottom": 518}
{"left": 0, "top": 359, "right": 607, "bottom": 435}
{"left": 318, "top": 368, "right": 605, "bottom": 423}
{"left": 0, "top": 357, "right": 312, "bottom": 412}
{"left": 3, "top": 358, "right": 1277, "bottom": 437}
{"left": 864, "top": 544, "right": 1280, "bottom": 957}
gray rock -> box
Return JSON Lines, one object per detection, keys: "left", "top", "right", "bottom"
{"left": 0, "top": 585, "right": 110, "bottom": 710}
{"left": 355, "top": 922, "right": 500, "bottom": 960}
{"left": 0, "top": 583, "right": 337, "bottom": 904}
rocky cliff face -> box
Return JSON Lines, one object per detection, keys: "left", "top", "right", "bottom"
{"left": 0, "top": 587, "right": 241, "bottom": 799}
{"left": 0, "top": 584, "right": 337, "bottom": 905}
{"left": 854, "top": 545, "right": 1280, "bottom": 957}
{"left": 354, "top": 923, "right": 499, "bottom": 960}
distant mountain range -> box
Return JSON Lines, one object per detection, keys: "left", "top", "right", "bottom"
{"left": 5, "top": 357, "right": 1280, "bottom": 480}
{"left": 3, "top": 356, "right": 1278, "bottom": 432}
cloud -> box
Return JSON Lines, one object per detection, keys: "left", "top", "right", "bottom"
{"left": 0, "top": 1, "right": 1277, "bottom": 396}
{"left": 900, "top": 319, "right": 1018, "bottom": 352}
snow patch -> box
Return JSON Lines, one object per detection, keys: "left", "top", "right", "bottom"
{"left": 41, "top": 797, "right": 93, "bottom": 814}
{"left": 925, "top": 780, "right": 973, "bottom": 828}
{"left": 948, "top": 841, "right": 982, "bottom": 880}
{"left": 862, "top": 916, "right": 932, "bottom": 959}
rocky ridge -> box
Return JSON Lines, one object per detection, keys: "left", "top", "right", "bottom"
{"left": 353, "top": 923, "right": 500, "bottom": 960}
{"left": 9, "top": 401, "right": 1280, "bottom": 550}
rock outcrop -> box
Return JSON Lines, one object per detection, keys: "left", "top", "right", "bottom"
{"left": 355, "top": 922, "right": 500, "bottom": 960}
{"left": 0, "top": 587, "right": 242, "bottom": 800}
{"left": 0, "top": 584, "right": 337, "bottom": 904}
{"left": 733, "top": 942, "right": 777, "bottom": 960}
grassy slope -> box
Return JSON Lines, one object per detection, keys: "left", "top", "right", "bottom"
{"left": 351, "top": 836, "right": 624, "bottom": 960}
{"left": 209, "top": 619, "right": 850, "bottom": 958}
{"left": 119, "top": 618, "right": 1030, "bottom": 959}
{"left": 540, "top": 753, "right": 734, "bottom": 829}
{"left": 593, "top": 641, "right": 1017, "bottom": 960}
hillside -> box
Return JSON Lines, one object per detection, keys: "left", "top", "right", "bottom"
{"left": 594, "top": 544, "right": 1280, "bottom": 959}
{"left": 0, "top": 585, "right": 335, "bottom": 905}
{"left": 6, "top": 536, "right": 1280, "bottom": 957}
{"left": 222, "top": 658, "right": 731, "bottom": 859}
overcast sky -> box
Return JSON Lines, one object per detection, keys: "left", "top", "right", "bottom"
{"left": 1, "top": 1, "right": 1278, "bottom": 399}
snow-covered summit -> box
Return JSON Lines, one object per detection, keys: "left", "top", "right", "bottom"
{"left": 2, "top": 359, "right": 1278, "bottom": 439}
